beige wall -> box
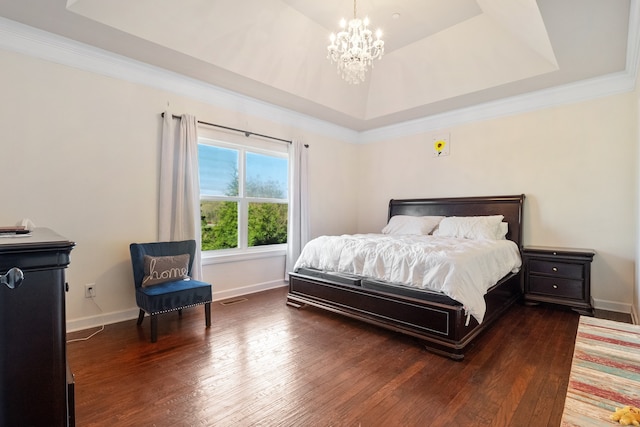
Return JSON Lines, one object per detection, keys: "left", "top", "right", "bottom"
{"left": 357, "top": 94, "right": 637, "bottom": 312}
{"left": 1, "top": 38, "right": 638, "bottom": 329}
{"left": 0, "top": 48, "right": 358, "bottom": 329}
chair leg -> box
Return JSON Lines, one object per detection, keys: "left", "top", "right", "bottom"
{"left": 137, "top": 309, "right": 145, "bottom": 325}
{"left": 205, "top": 302, "right": 211, "bottom": 328}
{"left": 150, "top": 315, "right": 158, "bottom": 343}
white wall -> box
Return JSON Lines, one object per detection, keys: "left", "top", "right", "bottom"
{"left": 356, "top": 94, "right": 637, "bottom": 312}
{"left": 1, "top": 26, "right": 638, "bottom": 329}
{"left": 0, "top": 48, "right": 359, "bottom": 330}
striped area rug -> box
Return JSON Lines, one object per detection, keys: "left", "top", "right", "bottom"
{"left": 561, "top": 316, "right": 640, "bottom": 426}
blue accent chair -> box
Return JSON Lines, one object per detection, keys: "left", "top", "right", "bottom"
{"left": 129, "top": 240, "right": 212, "bottom": 342}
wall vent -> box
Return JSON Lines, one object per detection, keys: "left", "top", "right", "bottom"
{"left": 219, "top": 298, "right": 248, "bottom": 306}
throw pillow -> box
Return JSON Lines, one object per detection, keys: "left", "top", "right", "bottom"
{"left": 142, "top": 254, "right": 190, "bottom": 287}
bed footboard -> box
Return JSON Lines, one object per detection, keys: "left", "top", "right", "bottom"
{"left": 287, "top": 271, "right": 521, "bottom": 360}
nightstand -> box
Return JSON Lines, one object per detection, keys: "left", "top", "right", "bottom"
{"left": 522, "top": 246, "right": 595, "bottom": 316}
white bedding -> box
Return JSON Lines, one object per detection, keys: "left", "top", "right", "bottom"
{"left": 293, "top": 234, "right": 522, "bottom": 324}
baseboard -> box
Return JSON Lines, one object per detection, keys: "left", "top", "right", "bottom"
{"left": 592, "top": 297, "right": 632, "bottom": 314}
{"left": 631, "top": 306, "right": 639, "bottom": 325}
{"left": 66, "top": 280, "right": 288, "bottom": 333}
{"left": 212, "top": 279, "right": 287, "bottom": 302}
{"left": 66, "top": 307, "right": 140, "bottom": 333}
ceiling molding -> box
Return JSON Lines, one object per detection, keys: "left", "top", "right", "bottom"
{"left": 357, "top": 70, "right": 636, "bottom": 144}
{"left": 0, "top": 16, "right": 358, "bottom": 144}
{"left": 1, "top": 8, "right": 638, "bottom": 146}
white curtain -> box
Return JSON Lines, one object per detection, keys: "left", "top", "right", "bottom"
{"left": 285, "top": 140, "right": 310, "bottom": 279}
{"left": 159, "top": 112, "right": 203, "bottom": 280}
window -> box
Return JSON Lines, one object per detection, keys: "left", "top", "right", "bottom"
{"left": 198, "top": 137, "right": 288, "bottom": 254}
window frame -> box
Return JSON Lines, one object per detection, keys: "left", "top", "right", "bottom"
{"left": 198, "top": 135, "right": 289, "bottom": 263}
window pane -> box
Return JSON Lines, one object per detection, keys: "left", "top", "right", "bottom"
{"left": 201, "top": 201, "right": 238, "bottom": 250}
{"left": 246, "top": 152, "right": 288, "bottom": 199}
{"left": 198, "top": 145, "right": 239, "bottom": 196}
{"left": 248, "top": 202, "right": 288, "bottom": 247}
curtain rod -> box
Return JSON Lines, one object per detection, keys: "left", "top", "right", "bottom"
{"left": 162, "top": 112, "right": 303, "bottom": 146}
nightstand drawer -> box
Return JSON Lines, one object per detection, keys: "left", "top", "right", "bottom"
{"left": 528, "top": 259, "right": 584, "bottom": 279}
{"left": 528, "top": 276, "right": 584, "bottom": 300}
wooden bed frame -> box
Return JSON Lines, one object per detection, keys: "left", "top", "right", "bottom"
{"left": 287, "top": 194, "right": 525, "bottom": 360}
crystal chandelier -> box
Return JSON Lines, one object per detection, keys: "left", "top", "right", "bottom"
{"left": 327, "top": 0, "right": 384, "bottom": 84}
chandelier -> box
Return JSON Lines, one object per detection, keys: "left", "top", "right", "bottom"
{"left": 327, "top": 0, "right": 384, "bottom": 84}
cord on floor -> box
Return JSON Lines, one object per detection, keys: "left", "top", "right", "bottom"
{"left": 67, "top": 296, "right": 105, "bottom": 343}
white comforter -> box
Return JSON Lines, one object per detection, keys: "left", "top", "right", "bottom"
{"left": 293, "top": 234, "right": 522, "bottom": 324}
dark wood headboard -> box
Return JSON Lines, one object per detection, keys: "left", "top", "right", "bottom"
{"left": 387, "top": 195, "right": 525, "bottom": 248}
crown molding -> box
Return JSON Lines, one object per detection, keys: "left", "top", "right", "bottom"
{"left": 0, "top": 16, "right": 358, "bottom": 144}
{"left": 1, "top": 7, "right": 638, "bottom": 146}
{"left": 358, "top": 70, "right": 636, "bottom": 143}
{"left": 358, "top": 0, "right": 640, "bottom": 144}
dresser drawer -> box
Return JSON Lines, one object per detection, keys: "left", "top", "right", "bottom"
{"left": 528, "top": 259, "right": 584, "bottom": 279}
{"left": 528, "top": 276, "right": 584, "bottom": 300}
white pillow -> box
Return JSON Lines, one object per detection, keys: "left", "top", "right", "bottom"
{"left": 382, "top": 215, "right": 444, "bottom": 235}
{"left": 497, "top": 222, "right": 508, "bottom": 240}
{"left": 433, "top": 215, "right": 505, "bottom": 240}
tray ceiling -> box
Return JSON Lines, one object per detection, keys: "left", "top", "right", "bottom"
{"left": 0, "top": 0, "right": 632, "bottom": 131}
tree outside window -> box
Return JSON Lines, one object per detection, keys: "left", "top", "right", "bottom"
{"left": 199, "top": 142, "right": 288, "bottom": 252}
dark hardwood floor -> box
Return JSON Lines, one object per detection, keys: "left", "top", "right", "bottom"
{"left": 67, "top": 287, "right": 585, "bottom": 426}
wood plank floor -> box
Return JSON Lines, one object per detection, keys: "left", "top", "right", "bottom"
{"left": 67, "top": 287, "right": 583, "bottom": 426}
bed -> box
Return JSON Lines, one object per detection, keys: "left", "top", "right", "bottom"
{"left": 287, "top": 194, "right": 525, "bottom": 360}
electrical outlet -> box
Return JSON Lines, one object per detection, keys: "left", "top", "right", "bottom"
{"left": 84, "top": 283, "right": 96, "bottom": 298}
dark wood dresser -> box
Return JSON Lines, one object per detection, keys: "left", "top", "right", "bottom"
{"left": 522, "top": 246, "right": 595, "bottom": 315}
{"left": 0, "top": 228, "right": 75, "bottom": 426}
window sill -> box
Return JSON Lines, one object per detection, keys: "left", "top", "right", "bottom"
{"left": 201, "top": 246, "right": 286, "bottom": 265}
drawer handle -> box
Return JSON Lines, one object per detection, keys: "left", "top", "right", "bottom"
{"left": 1, "top": 267, "right": 24, "bottom": 289}
{"left": 552, "top": 284, "right": 558, "bottom": 289}
{"left": 552, "top": 267, "right": 558, "bottom": 272}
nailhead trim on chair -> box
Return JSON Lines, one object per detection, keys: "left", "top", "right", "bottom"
{"left": 149, "top": 300, "right": 212, "bottom": 316}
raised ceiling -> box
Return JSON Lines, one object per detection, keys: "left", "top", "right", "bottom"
{"left": 0, "top": 0, "right": 633, "bottom": 131}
